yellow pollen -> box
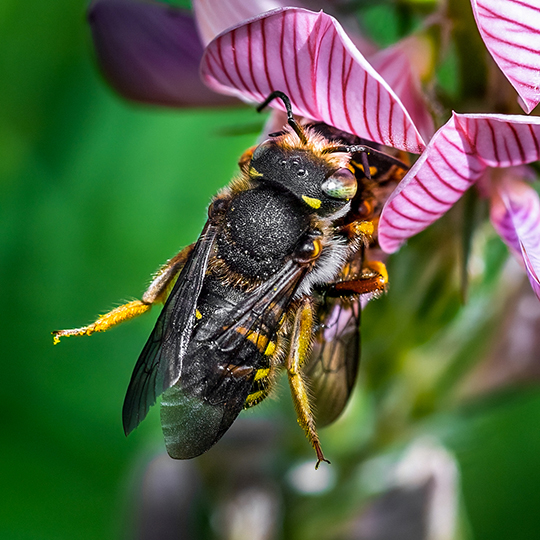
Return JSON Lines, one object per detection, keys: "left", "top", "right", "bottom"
{"left": 356, "top": 221, "right": 374, "bottom": 236}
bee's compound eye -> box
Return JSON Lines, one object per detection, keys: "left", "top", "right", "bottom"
{"left": 321, "top": 168, "right": 357, "bottom": 199}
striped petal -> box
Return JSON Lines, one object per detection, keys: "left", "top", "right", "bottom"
{"left": 471, "top": 0, "right": 540, "bottom": 113}
{"left": 201, "top": 8, "right": 426, "bottom": 153}
{"left": 491, "top": 178, "right": 540, "bottom": 299}
{"left": 88, "top": 0, "right": 235, "bottom": 107}
{"left": 379, "top": 113, "right": 540, "bottom": 253}
{"left": 369, "top": 43, "right": 435, "bottom": 141}
{"left": 379, "top": 114, "right": 485, "bottom": 252}
{"left": 193, "top": 0, "right": 376, "bottom": 52}
{"left": 454, "top": 114, "right": 540, "bottom": 167}
{"left": 193, "top": 0, "right": 291, "bottom": 46}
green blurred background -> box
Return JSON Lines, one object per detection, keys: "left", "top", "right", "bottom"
{"left": 3, "top": 1, "right": 540, "bottom": 539}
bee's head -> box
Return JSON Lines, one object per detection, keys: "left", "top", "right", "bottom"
{"left": 248, "top": 139, "right": 357, "bottom": 216}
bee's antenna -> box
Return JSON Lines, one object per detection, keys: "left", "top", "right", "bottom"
{"left": 257, "top": 91, "right": 308, "bottom": 145}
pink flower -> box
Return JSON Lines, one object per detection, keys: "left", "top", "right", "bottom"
{"left": 88, "top": 0, "right": 432, "bottom": 151}
{"left": 471, "top": 0, "right": 540, "bottom": 113}
{"left": 379, "top": 113, "right": 540, "bottom": 299}
{"left": 200, "top": 7, "right": 428, "bottom": 152}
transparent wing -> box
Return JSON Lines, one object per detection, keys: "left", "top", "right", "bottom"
{"left": 122, "top": 220, "right": 219, "bottom": 435}
{"left": 161, "top": 260, "right": 309, "bottom": 458}
{"left": 306, "top": 297, "right": 360, "bottom": 427}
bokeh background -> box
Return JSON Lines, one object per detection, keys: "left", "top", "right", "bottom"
{"left": 3, "top": 1, "right": 540, "bottom": 539}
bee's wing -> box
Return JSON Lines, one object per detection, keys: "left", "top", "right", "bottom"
{"left": 214, "top": 260, "right": 305, "bottom": 354}
{"left": 306, "top": 297, "right": 361, "bottom": 427}
{"left": 161, "top": 260, "right": 308, "bottom": 459}
{"left": 122, "top": 221, "right": 219, "bottom": 435}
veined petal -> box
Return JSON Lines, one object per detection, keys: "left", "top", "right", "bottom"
{"left": 491, "top": 179, "right": 540, "bottom": 299}
{"left": 471, "top": 0, "right": 540, "bottom": 113}
{"left": 193, "top": 0, "right": 291, "bottom": 47}
{"left": 380, "top": 113, "right": 540, "bottom": 253}
{"left": 369, "top": 43, "right": 435, "bottom": 141}
{"left": 379, "top": 114, "right": 485, "bottom": 253}
{"left": 88, "top": 0, "right": 234, "bottom": 107}
{"left": 454, "top": 114, "right": 540, "bottom": 168}
{"left": 193, "top": 0, "right": 377, "bottom": 53}
{"left": 201, "top": 8, "right": 426, "bottom": 153}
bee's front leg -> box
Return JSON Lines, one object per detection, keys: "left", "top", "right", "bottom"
{"left": 52, "top": 244, "right": 194, "bottom": 343}
{"left": 286, "top": 296, "right": 330, "bottom": 469}
{"left": 325, "top": 260, "right": 388, "bottom": 297}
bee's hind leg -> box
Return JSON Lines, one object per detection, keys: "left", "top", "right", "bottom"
{"left": 53, "top": 244, "right": 194, "bottom": 344}
{"left": 286, "top": 296, "right": 330, "bottom": 469}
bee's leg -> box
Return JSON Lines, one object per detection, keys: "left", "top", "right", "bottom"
{"left": 326, "top": 260, "right": 388, "bottom": 297}
{"left": 286, "top": 297, "right": 330, "bottom": 469}
{"left": 141, "top": 244, "right": 195, "bottom": 305}
{"left": 53, "top": 244, "right": 194, "bottom": 344}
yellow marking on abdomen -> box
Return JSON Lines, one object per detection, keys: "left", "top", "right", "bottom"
{"left": 235, "top": 327, "right": 270, "bottom": 353}
{"left": 254, "top": 368, "right": 270, "bottom": 381}
{"left": 244, "top": 390, "right": 267, "bottom": 408}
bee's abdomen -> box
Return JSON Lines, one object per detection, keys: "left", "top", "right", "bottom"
{"left": 244, "top": 368, "right": 271, "bottom": 408}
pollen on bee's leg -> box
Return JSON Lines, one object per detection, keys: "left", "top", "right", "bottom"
{"left": 339, "top": 219, "right": 375, "bottom": 243}
{"left": 353, "top": 220, "right": 375, "bottom": 237}
{"left": 52, "top": 300, "right": 151, "bottom": 344}
{"left": 364, "top": 260, "right": 388, "bottom": 287}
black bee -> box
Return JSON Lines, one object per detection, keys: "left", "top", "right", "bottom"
{"left": 54, "top": 91, "right": 407, "bottom": 467}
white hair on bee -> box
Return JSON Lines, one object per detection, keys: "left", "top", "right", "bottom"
{"left": 295, "top": 231, "right": 349, "bottom": 298}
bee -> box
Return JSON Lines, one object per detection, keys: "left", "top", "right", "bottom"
{"left": 53, "top": 91, "right": 407, "bottom": 468}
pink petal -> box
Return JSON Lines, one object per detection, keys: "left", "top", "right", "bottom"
{"left": 88, "top": 0, "right": 235, "bottom": 107}
{"left": 454, "top": 114, "right": 540, "bottom": 168}
{"left": 491, "top": 179, "right": 540, "bottom": 299}
{"left": 201, "top": 8, "right": 426, "bottom": 153}
{"left": 379, "top": 113, "right": 540, "bottom": 253}
{"left": 193, "top": 0, "right": 290, "bottom": 46}
{"left": 379, "top": 114, "right": 485, "bottom": 253}
{"left": 193, "top": 0, "right": 377, "bottom": 54}
{"left": 471, "top": 0, "right": 540, "bottom": 113}
{"left": 369, "top": 43, "right": 435, "bottom": 141}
